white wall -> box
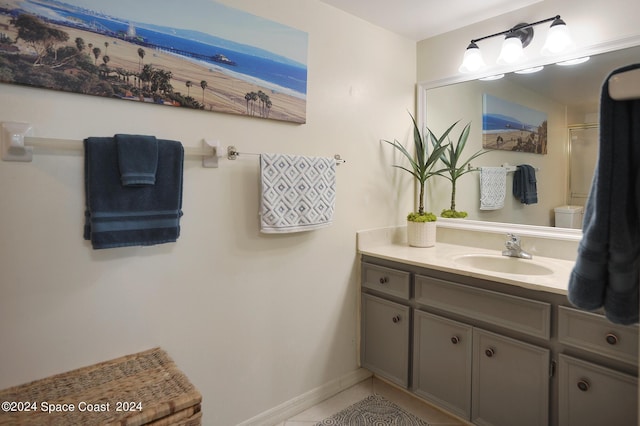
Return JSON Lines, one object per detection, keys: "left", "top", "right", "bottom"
{"left": 0, "top": 1, "right": 416, "bottom": 425}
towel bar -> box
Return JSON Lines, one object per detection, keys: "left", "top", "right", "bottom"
{"left": 468, "top": 163, "right": 540, "bottom": 173}
{"left": 1, "top": 121, "right": 218, "bottom": 167}
{"left": 1, "top": 122, "right": 347, "bottom": 167}
{"left": 227, "top": 145, "right": 346, "bottom": 165}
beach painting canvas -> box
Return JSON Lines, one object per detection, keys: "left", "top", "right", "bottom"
{"left": 482, "top": 94, "right": 548, "bottom": 154}
{"left": 0, "top": 0, "right": 308, "bottom": 123}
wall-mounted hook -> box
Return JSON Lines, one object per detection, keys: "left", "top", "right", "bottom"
{"left": 1, "top": 122, "right": 33, "bottom": 162}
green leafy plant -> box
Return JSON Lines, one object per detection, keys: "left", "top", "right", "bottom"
{"left": 384, "top": 112, "right": 449, "bottom": 222}
{"left": 428, "top": 121, "right": 487, "bottom": 216}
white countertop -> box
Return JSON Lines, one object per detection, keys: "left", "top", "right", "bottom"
{"left": 358, "top": 229, "right": 576, "bottom": 295}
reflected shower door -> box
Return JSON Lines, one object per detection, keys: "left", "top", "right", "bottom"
{"left": 569, "top": 125, "right": 599, "bottom": 206}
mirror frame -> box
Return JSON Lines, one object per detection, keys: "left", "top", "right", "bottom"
{"left": 416, "top": 35, "right": 640, "bottom": 242}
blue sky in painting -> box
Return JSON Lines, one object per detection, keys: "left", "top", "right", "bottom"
{"left": 482, "top": 94, "right": 547, "bottom": 130}
{"left": 47, "top": 0, "right": 308, "bottom": 65}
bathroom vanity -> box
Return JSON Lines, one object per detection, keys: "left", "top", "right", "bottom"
{"left": 358, "top": 225, "right": 638, "bottom": 426}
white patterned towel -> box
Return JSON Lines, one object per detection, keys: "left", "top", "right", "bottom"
{"left": 480, "top": 166, "right": 507, "bottom": 210}
{"left": 260, "top": 153, "right": 336, "bottom": 233}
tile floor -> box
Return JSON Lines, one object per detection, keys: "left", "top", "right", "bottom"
{"left": 276, "top": 376, "right": 468, "bottom": 425}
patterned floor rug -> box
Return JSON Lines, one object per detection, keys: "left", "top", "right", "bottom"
{"left": 314, "top": 394, "right": 429, "bottom": 425}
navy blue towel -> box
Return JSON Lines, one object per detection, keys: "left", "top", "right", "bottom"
{"left": 568, "top": 63, "right": 640, "bottom": 325}
{"left": 115, "top": 134, "right": 158, "bottom": 186}
{"left": 84, "top": 137, "right": 184, "bottom": 249}
{"left": 513, "top": 165, "right": 538, "bottom": 204}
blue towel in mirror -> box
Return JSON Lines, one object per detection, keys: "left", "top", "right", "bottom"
{"left": 513, "top": 165, "right": 538, "bottom": 204}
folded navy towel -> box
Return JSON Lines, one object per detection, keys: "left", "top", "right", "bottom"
{"left": 513, "top": 165, "right": 538, "bottom": 204}
{"left": 115, "top": 134, "right": 158, "bottom": 186}
{"left": 568, "top": 63, "right": 640, "bottom": 325}
{"left": 84, "top": 136, "right": 184, "bottom": 249}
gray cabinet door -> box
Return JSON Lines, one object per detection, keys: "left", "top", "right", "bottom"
{"left": 361, "top": 293, "right": 410, "bottom": 387}
{"left": 413, "top": 310, "right": 472, "bottom": 420}
{"left": 558, "top": 354, "right": 638, "bottom": 426}
{"left": 472, "top": 328, "right": 550, "bottom": 426}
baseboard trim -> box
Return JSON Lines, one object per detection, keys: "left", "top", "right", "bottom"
{"left": 236, "top": 368, "right": 372, "bottom": 426}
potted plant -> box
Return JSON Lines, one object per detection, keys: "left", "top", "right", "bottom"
{"left": 384, "top": 112, "right": 449, "bottom": 247}
{"left": 428, "top": 121, "right": 487, "bottom": 218}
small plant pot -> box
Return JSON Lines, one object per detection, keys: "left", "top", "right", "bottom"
{"left": 407, "top": 220, "right": 436, "bottom": 247}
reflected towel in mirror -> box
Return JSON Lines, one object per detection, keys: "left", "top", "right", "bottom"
{"left": 479, "top": 167, "right": 507, "bottom": 210}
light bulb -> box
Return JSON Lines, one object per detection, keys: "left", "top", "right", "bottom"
{"left": 459, "top": 42, "right": 486, "bottom": 73}
{"left": 497, "top": 36, "right": 525, "bottom": 65}
{"left": 541, "top": 18, "right": 574, "bottom": 55}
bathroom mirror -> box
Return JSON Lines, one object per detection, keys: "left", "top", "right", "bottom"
{"left": 418, "top": 38, "right": 640, "bottom": 238}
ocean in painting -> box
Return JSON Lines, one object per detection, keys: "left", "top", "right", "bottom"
{"left": 482, "top": 94, "right": 546, "bottom": 133}
{"left": 482, "top": 113, "right": 539, "bottom": 133}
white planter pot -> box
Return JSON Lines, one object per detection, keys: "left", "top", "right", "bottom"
{"left": 407, "top": 220, "right": 436, "bottom": 247}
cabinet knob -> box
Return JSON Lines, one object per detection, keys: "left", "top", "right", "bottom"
{"left": 379, "top": 276, "right": 389, "bottom": 284}
{"left": 605, "top": 333, "right": 618, "bottom": 345}
{"left": 485, "top": 347, "right": 495, "bottom": 358}
{"left": 392, "top": 315, "right": 401, "bottom": 323}
{"left": 451, "top": 336, "right": 460, "bottom": 345}
{"left": 577, "top": 379, "right": 590, "bottom": 392}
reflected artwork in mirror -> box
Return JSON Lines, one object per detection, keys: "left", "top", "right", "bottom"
{"left": 420, "top": 41, "right": 640, "bottom": 233}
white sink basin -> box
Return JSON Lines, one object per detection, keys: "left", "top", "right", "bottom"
{"left": 453, "top": 254, "right": 554, "bottom": 276}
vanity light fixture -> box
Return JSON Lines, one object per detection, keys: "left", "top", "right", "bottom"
{"left": 459, "top": 15, "right": 574, "bottom": 73}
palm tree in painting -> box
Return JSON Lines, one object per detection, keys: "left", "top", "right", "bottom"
{"left": 250, "top": 92, "right": 258, "bottom": 115}
{"left": 265, "top": 99, "right": 272, "bottom": 118}
{"left": 186, "top": 80, "right": 192, "bottom": 97}
{"left": 257, "top": 90, "right": 266, "bottom": 116}
{"left": 139, "top": 64, "right": 156, "bottom": 91}
{"left": 244, "top": 92, "right": 252, "bottom": 114}
{"left": 102, "top": 55, "right": 110, "bottom": 76}
{"left": 200, "top": 80, "right": 208, "bottom": 105}
{"left": 151, "top": 69, "right": 173, "bottom": 95}
{"left": 92, "top": 47, "right": 101, "bottom": 65}
{"left": 104, "top": 41, "right": 109, "bottom": 55}
{"left": 75, "top": 37, "right": 85, "bottom": 53}
{"left": 137, "top": 47, "right": 145, "bottom": 73}
{"left": 100, "top": 55, "right": 110, "bottom": 78}
{"left": 256, "top": 91, "right": 271, "bottom": 117}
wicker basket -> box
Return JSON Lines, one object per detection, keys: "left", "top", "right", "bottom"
{"left": 0, "top": 348, "right": 201, "bottom": 426}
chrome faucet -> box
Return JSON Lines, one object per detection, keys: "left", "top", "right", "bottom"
{"left": 502, "top": 233, "right": 532, "bottom": 259}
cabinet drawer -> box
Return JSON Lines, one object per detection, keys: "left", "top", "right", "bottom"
{"left": 415, "top": 275, "right": 551, "bottom": 339}
{"left": 559, "top": 354, "right": 637, "bottom": 426}
{"left": 362, "top": 262, "right": 410, "bottom": 301}
{"left": 558, "top": 306, "right": 638, "bottom": 365}
{"left": 361, "top": 293, "right": 410, "bottom": 388}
